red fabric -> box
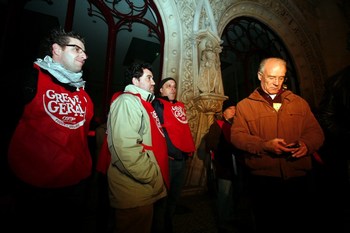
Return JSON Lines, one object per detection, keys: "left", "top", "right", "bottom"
{"left": 312, "top": 151, "right": 324, "bottom": 165}
{"left": 8, "top": 64, "right": 94, "bottom": 188}
{"left": 96, "top": 136, "right": 110, "bottom": 174}
{"left": 216, "top": 119, "right": 224, "bottom": 128}
{"left": 139, "top": 96, "right": 170, "bottom": 189}
{"left": 157, "top": 98, "right": 196, "bottom": 154}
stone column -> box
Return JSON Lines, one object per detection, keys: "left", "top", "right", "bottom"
{"left": 182, "top": 93, "right": 227, "bottom": 195}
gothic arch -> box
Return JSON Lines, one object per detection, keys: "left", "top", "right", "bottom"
{"left": 217, "top": 1, "right": 327, "bottom": 109}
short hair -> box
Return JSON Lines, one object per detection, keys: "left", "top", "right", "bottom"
{"left": 40, "top": 27, "right": 85, "bottom": 57}
{"left": 258, "top": 57, "right": 286, "bottom": 73}
{"left": 124, "top": 62, "right": 153, "bottom": 85}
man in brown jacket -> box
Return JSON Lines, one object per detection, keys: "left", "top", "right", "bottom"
{"left": 231, "top": 57, "right": 324, "bottom": 233}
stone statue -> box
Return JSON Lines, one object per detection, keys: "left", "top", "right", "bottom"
{"left": 197, "top": 39, "right": 223, "bottom": 94}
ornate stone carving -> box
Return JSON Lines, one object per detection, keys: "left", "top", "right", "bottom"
{"left": 183, "top": 93, "right": 227, "bottom": 194}
{"left": 197, "top": 38, "right": 224, "bottom": 95}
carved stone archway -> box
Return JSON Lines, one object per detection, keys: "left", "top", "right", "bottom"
{"left": 216, "top": 1, "right": 327, "bottom": 109}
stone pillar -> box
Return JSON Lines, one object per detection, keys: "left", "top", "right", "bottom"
{"left": 182, "top": 93, "right": 227, "bottom": 195}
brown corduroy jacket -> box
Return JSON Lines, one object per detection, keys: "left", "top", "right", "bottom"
{"left": 231, "top": 88, "right": 324, "bottom": 179}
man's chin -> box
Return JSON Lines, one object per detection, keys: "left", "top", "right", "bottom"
{"left": 267, "top": 90, "right": 279, "bottom": 95}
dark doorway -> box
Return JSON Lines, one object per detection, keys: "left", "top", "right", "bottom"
{"left": 220, "top": 17, "right": 299, "bottom": 102}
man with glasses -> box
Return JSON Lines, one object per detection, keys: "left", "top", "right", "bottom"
{"left": 8, "top": 28, "right": 93, "bottom": 233}
{"left": 231, "top": 57, "right": 324, "bottom": 233}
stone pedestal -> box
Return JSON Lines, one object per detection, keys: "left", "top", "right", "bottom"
{"left": 182, "top": 93, "right": 227, "bottom": 195}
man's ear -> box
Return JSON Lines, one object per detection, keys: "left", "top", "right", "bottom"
{"left": 52, "top": 43, "right": 62, "bottom": 56}
{"left": 132, "top": 77, "right": 139, "bottom": 85}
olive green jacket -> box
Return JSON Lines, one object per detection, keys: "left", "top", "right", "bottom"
{"left": 107, "top": 84, "right": 167, "bottom": 209}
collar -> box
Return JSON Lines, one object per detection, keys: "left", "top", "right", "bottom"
{"left": 124, "top": 84, "right": 155, "bottom": 102}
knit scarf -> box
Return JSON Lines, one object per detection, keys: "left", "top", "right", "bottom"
{"left": 34, "top": 55, "right": 85, "bottom": 90}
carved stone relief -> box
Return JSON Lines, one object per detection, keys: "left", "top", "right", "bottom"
{"left": 197, "top": 37, "right": 224, "bottom": 95}
{"left": 215, "top": 0, "right": 326, "bottom": 108}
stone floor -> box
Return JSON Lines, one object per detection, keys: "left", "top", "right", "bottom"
{"left": 172, "top": 192, "right": 255, "bottom": 233}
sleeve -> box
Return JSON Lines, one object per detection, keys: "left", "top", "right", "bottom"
{"left": 298, "top": 100, "right": 325, "bottom": 154}
{"left": 230, "top": 101, "right": 267, "bottom": 155}
{"left": 205, "top": 122, "right": 221, "bottom": 153}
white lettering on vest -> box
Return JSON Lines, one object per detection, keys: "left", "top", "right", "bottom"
{"left": 171, "top": 106, "right": 188, "bottom": 124}
{"left": 43, "top": 90, "right": 87, "bottom": 129}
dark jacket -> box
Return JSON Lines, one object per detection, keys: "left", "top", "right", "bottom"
{"left": 206, "top": 118, "right": 240, "bottom": 180}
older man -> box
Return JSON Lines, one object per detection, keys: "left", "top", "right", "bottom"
{"left": 231, "top": 57, "right": 324, "bottom": 233}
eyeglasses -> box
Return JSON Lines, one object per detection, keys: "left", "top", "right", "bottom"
{"left": 64, "top": 44, "right": 88, "bottom": 58}
{"left": 259, "top": 72, "right": 286, "bottom": 82}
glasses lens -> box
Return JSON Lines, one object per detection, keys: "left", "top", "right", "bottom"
{"left": 65, "top": 44, "right": 88, "bottom": 58}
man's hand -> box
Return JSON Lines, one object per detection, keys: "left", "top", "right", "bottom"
{"left": 263, "top": 138, "right": 308, "bottom": 158}
{"left": 285, "top": 141, "right": 308, "bottom": 158}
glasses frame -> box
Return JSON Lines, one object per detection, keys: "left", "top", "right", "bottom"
{"left": 64, "top": 44, "right": 88, "bottom": 58}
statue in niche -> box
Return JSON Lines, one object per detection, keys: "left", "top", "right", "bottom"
{"left": 197, "top": 39, "right": 223, "bottom": 94}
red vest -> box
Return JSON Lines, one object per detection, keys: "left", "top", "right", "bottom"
{"left": 8, "top": 64, "right": 93, "bottom": 188}
{"left": 96, "top": 92, "right": 170, "bottom": 188}
{"left": 157, "top": 98, "right": 196, "bottom": 153}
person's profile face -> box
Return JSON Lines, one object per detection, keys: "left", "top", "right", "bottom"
{"left": 134, "top": 68, "right": 155, "bottom": 93}
{"left": 54, "top": 38, "right": 87, "bottom": 73}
